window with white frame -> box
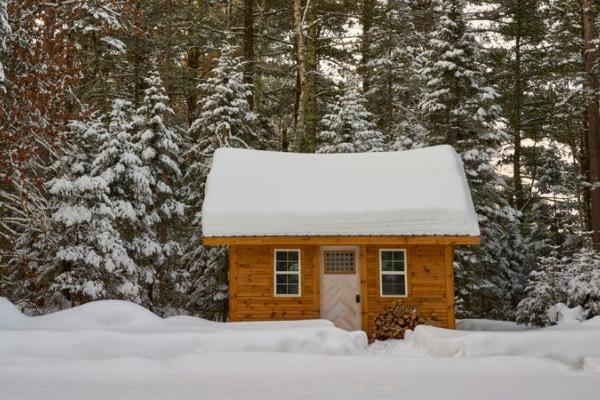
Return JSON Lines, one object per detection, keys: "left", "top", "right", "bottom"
{"left": 274, "top": 250, "right": 301, "bottom": 296}
{"left": 379, "top": 249, "right": 407, "bottom": 296}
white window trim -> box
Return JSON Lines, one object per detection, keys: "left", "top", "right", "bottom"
{"left": 274, "top": 249, "right": 301, "bottom": 297}
{"left": 379, "top": 248, "right": 408, "bottom": 298}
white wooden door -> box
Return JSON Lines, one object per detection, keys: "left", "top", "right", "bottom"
{"left": 320, "top": 246, "right": 361, "bottom": 331}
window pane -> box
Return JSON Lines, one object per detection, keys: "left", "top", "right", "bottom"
{"left": 325, "top": 251, "right": 355, "bottom": 274}
{"left": 391, "top": 260, "right": 405, "bottom": 272}
{"left": 381, "top": 250, "right": 405, "bottom": 272}
{"left": 382, "top": 274, "right": 406, "bottom": 296}
{"left": 276, "top": 261, "right": 288, "bottom": 271}
{"left": 288, "top": 283, "right": 299, "bottom": 294}
{"left": 276, "top": 284, "right": 287, "bottom": 294}
{"left": 275, "top": 251, "right": 300, "bottom": 271}
{"left": 276, "top": 273, "right": 299, "bottom": 295}
{"left": 381, "top": 251, "right": 393, "bottom": 262}
{"left": 381, "top": 260, "right": 394, "bottom": 272}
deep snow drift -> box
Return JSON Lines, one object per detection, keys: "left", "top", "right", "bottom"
{"left": 1, "top": 298, "right": 599, "bottom": 400}
{"left": 0, "top": 298, "right": 367, "bottom": 356}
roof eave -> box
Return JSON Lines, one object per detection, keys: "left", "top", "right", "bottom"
{"left": 202, "top": 235, "right": 481, "bottom": 246}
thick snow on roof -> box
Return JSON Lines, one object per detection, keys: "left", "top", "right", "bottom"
{"left": 202, "top": 145, "right": 480, "bottom": 237}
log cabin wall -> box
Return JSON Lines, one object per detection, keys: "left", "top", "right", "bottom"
{"left": 229, "top": 245, "right": 321, "bottom": 321}
{"left": 228, "top": 242, "right": 456, "bottom": 333}
{"left": 363, "top": 245, "right": 455, "bottom": 335}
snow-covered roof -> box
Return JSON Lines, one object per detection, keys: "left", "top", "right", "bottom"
{"left": 202, "top": 145, "right": 480, "bottom": 238}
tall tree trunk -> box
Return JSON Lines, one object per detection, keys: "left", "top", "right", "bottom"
{"left": 582, "top": 0, "right": 600, "bottom": 248}
{"left": 360, "top": 0, "right": 375, "bottom": 93}
{"left": 243, "top": 0, "right": 255, "bottom": 110}
{"left": 512, "top": 35, "right": 524, "bottom": 210}
{"left": 164, "top": 0, "right": 174, "bottom": 123}
{"left": 304, "top": 0, "right": 318, "bottom": 152}
{"left": 292, "top": 0, "right": 308, "bottom": 152}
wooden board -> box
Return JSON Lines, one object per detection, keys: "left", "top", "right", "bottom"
{"left": 204, "top": 235, "right": 480, "bottom": 246}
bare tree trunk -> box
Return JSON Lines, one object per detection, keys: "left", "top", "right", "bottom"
{"left": 359, "top": 0, "right": 375, "bottom": 93}
{"left": 304, "top": 0, "right": 318, "bottom": 153}
{"left": 423, "top": 0, "right": 434, "bottom": 33}
{"left": 243, "top": 0, "right": 255, "bottom": 110}
{"left": 292, "top": 0, "right": 308, "bottom": 152}
{"left": 582, "top": 0, "right": 600, "bottom": 248}
{"left": 512, "top": 35, "right": 524, "bottom": 210}
{"left": 164, "top": 0, "right": 174, "bottom": 123}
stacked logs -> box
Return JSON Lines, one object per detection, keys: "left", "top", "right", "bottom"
{"left": 370, "top": 301, "right": 438, "bottom": 342}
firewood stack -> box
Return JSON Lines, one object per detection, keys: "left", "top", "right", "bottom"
{"left": 370, "top": 301, "right": 438, "bottom": 342}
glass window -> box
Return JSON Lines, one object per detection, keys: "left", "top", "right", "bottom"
{"left": 379, "top": 250, "right": 407, "bottom": 296}
{"left": 324, "top": 251, "right": 355, "bottom": 274}
{"left": 274, "top": 250, "right": 301, "bottom": 296}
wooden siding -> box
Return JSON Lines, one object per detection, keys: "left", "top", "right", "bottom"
{"left": 228, "top": 242, "right": 457, "bottom": 334}
{"left": 229, "top": 245, "right": 320, "bottom": 321}
{"left": 363, "top": 245, "right": 454, "bottom": 334}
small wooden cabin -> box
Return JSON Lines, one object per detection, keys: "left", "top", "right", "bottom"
{"left": 202, "top": 145, "right": 480, "bottom": 334}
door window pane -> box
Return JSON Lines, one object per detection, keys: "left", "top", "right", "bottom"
{"left": 324, "top": 251, "right": 356, "bottom": 274}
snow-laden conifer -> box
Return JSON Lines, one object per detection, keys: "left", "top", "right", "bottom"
{"left": 132, "top": 70, "right": 185, "bottom": 308}
{"left": 317, "top": 84, "right": 384, "bottom": 153}
{"left": 419, "top": 0, "right": 527, "bottom": 318}
{"left": 181, "top": 43, "right": 257, "bottom": 317}
{"left": 47, "top": 116, "right": 140, "bottom": 304}
{"left": 567, "top": 248, "right": 600, "bottom": 317}
{"left": 516, "top": 250, "right": 567, "bottom": 327}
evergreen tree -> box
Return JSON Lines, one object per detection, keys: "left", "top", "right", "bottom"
{"left": 317, "top": 83, "right": 385, "bottom": 153}
{"left": 362, "top": 0, "right": 424, "bottom": 141}
{"left": 567, "top": 248, "right": 600, "bottom": 317}
{"left": 516, "top": 249, "right": 567, "bottom": 327}
{"left": 188, "top": 43, "right": 257, "bottom": 159}
{"left": 47, "top": 116, "right": 139, "bottom": 308}
{"left": 181, "top": 43, "right": 257, "bottom": 318}
{"left": 132, "top": 70, "right": 185, "bottom": 311}
{"left": 420, "top": 0, "right": 527, "bottom": 318}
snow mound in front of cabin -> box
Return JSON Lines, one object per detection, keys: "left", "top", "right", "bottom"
{"left": 0, "top": 298, "right": 367, "bottom": 359}
{"left": 456, "top": 319, "right": 528, "bottom": 332}
{"left": 406, "top": 318, "right": 600, "bottom": 368}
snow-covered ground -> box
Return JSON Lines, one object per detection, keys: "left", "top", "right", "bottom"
{"left": 1, "top": 298, "right": 599, "bottom": 400}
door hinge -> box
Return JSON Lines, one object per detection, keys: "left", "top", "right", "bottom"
{"left": 355, "top": 294, "right": 360, "bottom": 303}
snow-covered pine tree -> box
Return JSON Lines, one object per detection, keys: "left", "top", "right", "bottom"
{"left": 188, "top": 43, "right": 257, "bottom": 159}
{"left": 362, "top": 0, "right": 426, "bottom": 147}
{"left": 527, "top": 143, "right": 581, "bottom": 252}
{"left": 46, "top": 115, "right": 139, "bottom": 308}
{"left": 132, "top": 69, "right": 185, "bottom": 312}
{"left": 181, "top": 43, "right": 257, "bottom": 319}
{"left": 90, "top": 99, "right": 154, "bottom": 303}
{"left": 516, "top": 249, "right": 567, "bottom": 327}
{"left": 419, "top": 0, "right": 527, "bottom": 319}
{"left": 567, "top": 247, "right": 600, "bottom": 317}
{"left": 317, "top": 83, "right": 385, "bottom": 153}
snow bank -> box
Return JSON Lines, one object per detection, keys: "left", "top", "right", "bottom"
{"left": 0, "top": 298, "right": 367, "bottom": 357}
{"left": 202, "top": 145, "right": 480, "bottom": 237}
{"left": 457, "top": 319, "right": 528, "bottom": 331}
{"left": 406, "top": 321, "right": 600, "bottom": 368}
{"left": 548, "top": 303, "right": 587, "bottom": 325}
